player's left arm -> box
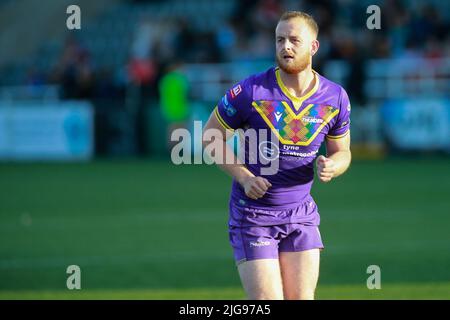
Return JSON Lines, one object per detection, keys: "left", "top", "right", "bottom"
{"left": 316, "top": 132, "right": 351, "bottom": 183}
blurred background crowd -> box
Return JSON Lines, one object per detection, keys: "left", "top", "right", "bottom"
{"left": 0, "top": 0, "right": 448, "bottom": 159}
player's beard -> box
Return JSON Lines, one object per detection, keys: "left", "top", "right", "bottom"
{"left": 276, "top": 50, "right": 311, "bottom": 74}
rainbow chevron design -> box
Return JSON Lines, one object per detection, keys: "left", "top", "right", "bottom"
{"left": 252, "top": 100, "right": 339, "bottom": 145}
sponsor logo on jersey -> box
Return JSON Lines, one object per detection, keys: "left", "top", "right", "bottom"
{"left": 250, "top": 240, "right": 271, "bottom": 247}
{"left": 222, "top": 94, "right": 237, "bottom": 116}
{"left": 302, "top": 116, "right": 324, "bottom": 124}
{"left": 280, "top": 147, "right": 319, "bottom": 158}
{"left": 222, "top": 94, "right": 229, "bottom": 106}
{"left": 258, "top": 141, "right": 279, "bottom": 161}
{"left": 230, "top": 84, "right": 242, "bottom": 98}
{"left": 274, "top": 111, "right": 283, "bottom": 122}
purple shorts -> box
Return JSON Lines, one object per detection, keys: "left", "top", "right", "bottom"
{"left": 229, "top": 223, "right": 324, "bottom": 264}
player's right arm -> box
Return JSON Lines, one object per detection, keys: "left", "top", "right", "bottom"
{"left": 202, "top": 109, "right": 271, "bottom": 200}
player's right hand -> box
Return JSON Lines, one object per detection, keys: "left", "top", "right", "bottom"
{"left": 241, "top": 176, "right": 272, "bottom": 200}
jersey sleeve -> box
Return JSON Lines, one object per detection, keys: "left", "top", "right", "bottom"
{"left": 327, "top": 86, "right": 351, "bottom": 139}
{"left": 214, "top": 81, "right": 252, "bottom": 130}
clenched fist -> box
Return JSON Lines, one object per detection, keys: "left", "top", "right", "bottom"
{"left": 316, "top": 155, "right": 336, "bottom": 183}
{"left": 241, "top": 176, "right": 272, "bottom": 200}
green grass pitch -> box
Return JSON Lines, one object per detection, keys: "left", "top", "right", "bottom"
{"left": 0, "top": 157, "right": 449, "bottom": 299}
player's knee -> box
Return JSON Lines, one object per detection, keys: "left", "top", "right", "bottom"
{"left": 244, "top": 281, "right": 284, "bottom": 300}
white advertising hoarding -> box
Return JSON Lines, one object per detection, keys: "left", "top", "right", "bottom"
{"left": 381, "top": 99, "right": 450, "bottom": 151}
{"left": 0, "top": 101, "right": 94, "bottom": 160}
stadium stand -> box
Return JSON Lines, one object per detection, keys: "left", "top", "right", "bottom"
{"left": 0, "top": 0, "right": 448, "bottom": 157}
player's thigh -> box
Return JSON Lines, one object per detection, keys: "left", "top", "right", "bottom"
{"left": 279, "top": 249, "right": 320, "bottom": 300}
{"left": 237, "top": 259, "right": 284, "bottom": 300}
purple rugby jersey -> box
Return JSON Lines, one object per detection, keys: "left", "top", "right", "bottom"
{"left": 215, "top": 67, "right": 350, "bottom": 225}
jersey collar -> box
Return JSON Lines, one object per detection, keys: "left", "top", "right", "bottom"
{"left": 275, "top": 67, "right": 320, "bottom": 111}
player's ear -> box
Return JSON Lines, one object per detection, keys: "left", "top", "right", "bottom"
{"left": 311, "top": 39, "right": 319, "bottom": 56}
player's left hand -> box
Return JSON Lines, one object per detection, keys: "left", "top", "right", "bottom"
{"left": 316, "top": 155, "right": 336, "bottom": 183}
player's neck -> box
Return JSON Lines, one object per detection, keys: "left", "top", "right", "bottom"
{"left": 279, "top": 67, "right": 315, "bottom": 98}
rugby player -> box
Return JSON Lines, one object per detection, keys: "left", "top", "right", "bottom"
{"left": 203, "top": 11, "right": 351, "bottom": 300}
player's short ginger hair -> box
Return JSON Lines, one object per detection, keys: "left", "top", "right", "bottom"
{"left": 278, "top": 11, "right": 319, "bottom": 38}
